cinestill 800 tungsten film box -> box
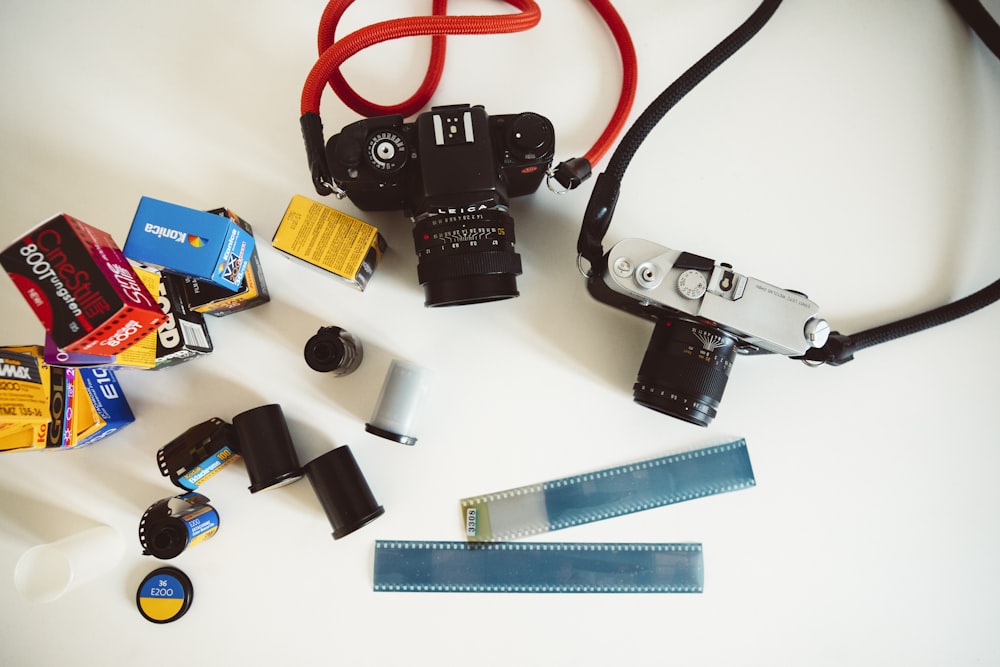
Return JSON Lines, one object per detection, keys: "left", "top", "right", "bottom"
{"left": 272, "top": 195, "right": 385, "bottom": 291}
{"left": 123, "top": 196, "right": 256, "bottom": 292}
{"left": 0, "top": 214, "right": 164, "bottom": 354}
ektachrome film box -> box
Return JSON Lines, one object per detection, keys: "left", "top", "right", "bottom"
{"left": 272, "top": 195, "right": 385, "bottom": 291}
{"left": 123, "top": 197, "right": 256, "bottom": 292}
{"left": 0, "top": 214, "right": 164, "bottom": 354}
{"left": 75, "top": 367, "right": 134, "bottom": 448}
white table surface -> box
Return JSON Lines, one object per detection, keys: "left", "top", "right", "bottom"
{"left": 2, "top": 1, "right": 999, "bottom": 665}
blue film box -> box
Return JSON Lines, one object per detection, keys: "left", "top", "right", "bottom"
{"left": 123, "top": 197, "right": 256, "bottom": 291}
{"left": 76, "top": 367, "right": 135, "bottom": 447}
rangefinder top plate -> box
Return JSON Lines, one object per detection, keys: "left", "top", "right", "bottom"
{"left": 603, "top": 238, "right": 827, "bottom": 356}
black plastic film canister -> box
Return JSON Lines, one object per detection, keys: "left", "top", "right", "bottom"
{"left": 232, "top": 404, "right": 303, "bottom": 493}
{"left": 304, "top": 445, "right": 384, "bottom": 540}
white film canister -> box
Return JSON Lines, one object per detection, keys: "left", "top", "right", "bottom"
{"left": 14, "top": 525, "right": 124, "bottom": 603}
{"left": 365, "top": 359, "right": 431, "bottom": 446}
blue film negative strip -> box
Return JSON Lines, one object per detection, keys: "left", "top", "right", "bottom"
{"left": 373, "top": 541, "right": 704, "bottom": 593}
{"left": 461, "top": 439, "right": 755, "bottom": 541}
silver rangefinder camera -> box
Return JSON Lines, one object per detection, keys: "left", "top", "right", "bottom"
{"left": 598, "top": 238, "right": 830, "bottom": 426}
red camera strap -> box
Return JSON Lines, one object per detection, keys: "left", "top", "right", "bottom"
{"left": 301, "top": 0, "right": 637, "bottom": 169}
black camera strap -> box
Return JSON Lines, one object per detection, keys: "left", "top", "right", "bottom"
{"left": 578, "top": 0, "right": 1000, "bottom": 366}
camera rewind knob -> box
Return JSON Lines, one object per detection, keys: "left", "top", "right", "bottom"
{"left": 804, "top": 318, "right": 831, "bottom": 348}
{"left": 507, "top": 113, "right": 552, "bottom": 159}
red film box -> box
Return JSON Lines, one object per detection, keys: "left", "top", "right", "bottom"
{"left": 1, "top": 214, "right": 164, "bottom": 354}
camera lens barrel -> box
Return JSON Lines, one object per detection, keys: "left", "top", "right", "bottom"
{"left": 413, "top": 209, "right": 522, "bottom": 307}
{"left": 633, "top": 318, "right": 739, "bottom": 427}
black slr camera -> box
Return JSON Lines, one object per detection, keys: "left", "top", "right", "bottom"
{"left": 326, "top": 104, "right": 555, "bottom": 307}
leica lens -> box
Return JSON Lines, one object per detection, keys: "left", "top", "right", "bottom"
{"left": 412, "top": 209, "right": 522, "bottom": 307}
{"left": 633, "top": 318, "right": 739, "bottom": 427}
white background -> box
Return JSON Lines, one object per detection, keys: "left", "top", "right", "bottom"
{"left": 2, "top": 1, "right": 999, "bottom": 665}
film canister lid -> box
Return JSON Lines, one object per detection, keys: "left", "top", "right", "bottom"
{"left": 136, "top": 567, "right": 193, "bottom": 624}
{"left": 232, "top": 404, "right": 303, "bottom": 493}
{"left": 304, "top": 445, "right": 384, "bottom": 540}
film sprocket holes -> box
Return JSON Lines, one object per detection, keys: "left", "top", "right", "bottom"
{"left": 596, "top": 238, "right": 829, "bottom": 427}
{"left": 1, "top": 214, "right": 164, "bottom": 354}
{"left": 326, "top": 103, "right": 555, "bottom": 307}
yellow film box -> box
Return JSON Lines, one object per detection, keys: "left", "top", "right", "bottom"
{"left": 0, "top": 348, "right": 50, "bottom": 426}
{"left": 272, "top": 195, "right": 385, "bottom": 291}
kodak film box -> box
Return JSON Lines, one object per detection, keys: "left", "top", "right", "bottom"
{"left": 74, "top": 367, "right": 134, "bottom": 447}
{"left": 0, "top": 215, "right": 163, "bottom": 354}
{"left": 124, "top": 197, "right": 255, "bottom": 292}
{"left": 0, "top": 349, "right": 49, "bottom": 427}
{"left": 272, "top": 195, "right": 385, "bottom": 291}
{"left": 1, "top": 347, "right": 134, "bottom": 452}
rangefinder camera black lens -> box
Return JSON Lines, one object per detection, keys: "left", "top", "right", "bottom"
{"left": 633, "top": 317, "right": 739, "bottom": 427}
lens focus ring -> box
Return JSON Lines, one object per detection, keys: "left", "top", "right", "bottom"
{"left": 633, "top": 318, "right": 738, "bottom": 427}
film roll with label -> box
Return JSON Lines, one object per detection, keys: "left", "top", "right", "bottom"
{"left": 156, "top": 418, "right": 240, "bottom": 490}
{"left": 139, "top": 492, "right": 220, "bottom": 560}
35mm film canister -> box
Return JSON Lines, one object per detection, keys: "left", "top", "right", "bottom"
{"left": 304, "top": 326, "right": 363, "bottom": 376}
{"left": 365, "top": 359, "right": 431, "bottom": 445}
{"left": 304, "top": 446, "right": 384, "bottom": 540}
{"left": 232, "top": 404, "right": 302, "bottom": 493}
{"left": 139, "top": 493, "right": 220, "bottom": 560}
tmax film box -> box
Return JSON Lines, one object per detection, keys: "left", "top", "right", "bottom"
{"left": 272, "top": 195, "right": 385, "bottom": 291}
{"left": 123, "top": 197, "right": 256, "bottom": 292}
{"left": 1, "top": 214, "right": 164, "bottom": 354}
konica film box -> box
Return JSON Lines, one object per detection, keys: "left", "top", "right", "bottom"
{"left": 123, "top": 197, "right": 256, "bottom": 291}
{"left": 0, "top": 214, "right": 164, "bottom": 354}
{"left": 272, "top": 195, "right": 385, "bottom": 291}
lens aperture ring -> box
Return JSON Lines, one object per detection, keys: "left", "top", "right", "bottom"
{"left": 417, "top": 250, "right": 522, "bottom": 283}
